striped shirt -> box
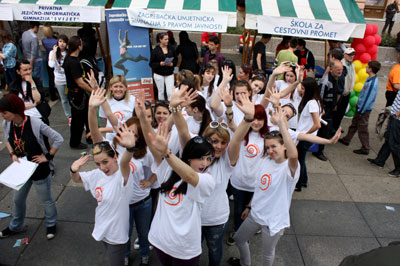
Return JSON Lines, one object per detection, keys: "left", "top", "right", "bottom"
{"left": 391, "top": 91, "right": 400, "bottom": 120}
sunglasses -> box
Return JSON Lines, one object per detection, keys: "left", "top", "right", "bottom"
{"left": 156, "top": 100, "right": 169, "bottom": 106}
{"left": 286, "top": 62, "right": 297, "bottom": 67}
{"left": 193, "top": 136, "right": 211, "bottom": 144}
{"left": 144, "top": 101, "right": 151, "bottom": 107}
{"left": 181, "top": 69, "right": 187, "bottom": 78}
{"left": 266, "top": 130, "right": 282, "bottom": 137}
{"left": 209, "top": 121, "right": 228, "bottom": 130}
{"left": 93, "top": 141, "right": 116, "bottom": 155}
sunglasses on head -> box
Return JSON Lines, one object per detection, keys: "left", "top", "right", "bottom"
{"left": 93, "top": 141, "right": 116, "bottom": 155}
{"left": 193, "top": 136, "right": 211, "bottom": 144}
{"left": 156, "top": 100, "right": 169, "bottom": 106}
{"left": 265, "top": 130, "right": 282, "bottom": 137}
{"left": 209, "top": 121, "right": 228, "bottom": 130}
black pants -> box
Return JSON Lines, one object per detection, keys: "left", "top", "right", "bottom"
{"left": 46, "top": 66, "right": 57, "bottom": 100}
{"left": 69, "top": 100, "right": 89, "bottom": 147}
{"left": 333, "top": 94, "right": 350, "bottom": 131}
{"left": 382, "top": 18, "right": 395, "bottom": 35}
{"left": 386, "top": 90, "right": 398, "bottom": 107}
{"left": 296, "top": 141, "right": 313, "bottom": 189}
{"left": 316, "top": 116, "right": 333, "bottom": 154}
{"left": 375, "top": 116, "right": 400, "bottom": 171}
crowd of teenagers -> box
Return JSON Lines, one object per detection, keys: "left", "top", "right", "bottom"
{"left": 1, "top": 22, "right": 400, "bottom": 266}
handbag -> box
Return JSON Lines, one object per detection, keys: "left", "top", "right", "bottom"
{"left": 36, "top": 99, "right": 51, "bottom": 118}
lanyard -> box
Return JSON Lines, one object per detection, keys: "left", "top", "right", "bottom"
{"left": 13, "top": 118, "right": 26, "bottom": 153}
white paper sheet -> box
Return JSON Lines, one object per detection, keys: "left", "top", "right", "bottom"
{"left": 0, "top": 159, "right": 38, "bottom": 190}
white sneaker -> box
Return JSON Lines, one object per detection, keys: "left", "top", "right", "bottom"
{"left": 134, "top": 237, "right": 140, "bottom": 250}
{"left": 124, "top": 257, "right": 129, "bottom": 266}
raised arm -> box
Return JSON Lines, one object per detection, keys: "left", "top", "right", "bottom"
{"left": 227, "top": 94, "right": 255, "bottom": 166}
{"left": 88, "top": 88, "right": 107, "bottom": 143}
{"left": 149, "top": 123, "right": 200, "bottom": 187}
{"left": 70, "top": 155, "right": 90, "bottom": 183}
{"left": 114, "top": 124, "right": 137, "bottom": 185}
{"left": 298, "top": 127, "right": 341, "bottom": 144}
{"left": 210, "top": 66, "right": 233, "bottom": 117}
{"left": 218, "top": 85, "right": 237, "bottom": 131}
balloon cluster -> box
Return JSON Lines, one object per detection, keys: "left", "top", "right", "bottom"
{"left": 346, "top": 24, "right": 381, "bottom": 117}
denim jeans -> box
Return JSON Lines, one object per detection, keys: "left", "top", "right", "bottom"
{"left": 375, "top": 116, "right": 400, "bottom": 171}
{"left": 4, "top": 67, "right": 17, "bottom": 86}
{"left": 9, "top": 174, "right": 57, "bottom": 231}
{"left": 32, "top": 59, "right": 43, "bottom": 81}
{"left": 55, "top": 84, "right": 71, "bottom": 117}
{"left": 126, "top": 196, "right": 152, "bottom": 259}
{"left": 202, "top": 222, "right": 228, "bottom": 266}
{"left": 231, "top": 186, "right": 254, "bottom": 232}
{"left": 296, "top": 141, "right": 313, "bottom": 189}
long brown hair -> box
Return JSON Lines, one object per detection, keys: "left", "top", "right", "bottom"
{"left": 113, "top": 117, "right": 147, "bottom": 159}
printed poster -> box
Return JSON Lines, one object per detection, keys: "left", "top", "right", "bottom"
{"left": 105, "top": 9, "right": 154, "bottom": 103}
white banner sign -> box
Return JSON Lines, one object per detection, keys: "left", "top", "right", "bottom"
{"left": 0, "top": 4, "right": 13, "bottom": 21}
{"left": 127, "top": 8, "right": 228, "bottom": 33}
{"left": 257, "top": 16, "right": 358, "bottom": 41}
{"left": 11, "top": 4, "right": 102, "bottom": 23}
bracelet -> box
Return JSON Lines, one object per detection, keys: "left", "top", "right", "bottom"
{"left": 161, "top": 150, "right": 172, "bottom": 160}
{"left": 244, "top": 117, "right": 255, "bottom": 123}
{"left": 45, "top": 153, "right": 54, "bottom": 161}
{"left": 31, "top": 85, "right": 37, "bottom": 90}
{"left": 126, "top": 146, "right": 136, "bottom": 153}
{"left": 245, "top": 205, "right": 251, "bottom": 210}
{"left": 168, "top": 105, "right": 182, "bottom": 113}
{"left": 225, "top": 104, "right": 233, "bottom": 108}
{"left": 70, "top": 166, "right": 77, "bottom": 174}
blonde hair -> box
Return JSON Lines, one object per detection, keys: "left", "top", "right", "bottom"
{"left": 202, "top": 125, "right": 230, "bottom": 143}
{"left": 107, "top": 75, "right": 129, "bottom": 102}
{"left": 43, "top": 26, "right": 54, "bottom": 38}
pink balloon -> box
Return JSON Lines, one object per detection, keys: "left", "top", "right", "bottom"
{"left": 352, "top": 38, "right": 362, "bottom": 46}
{"left": 371, "top": 53, "right": 378, "bottom": 60}
{"left": 371, "top": 24, "right": 379, "bottom": 35}
{"left": 365, "top": 24, "right": 374, "bottom": 36}
{"left": 360, "top": 52, "right": 372, "bottom": 63}
{"left": 363, "top": 35, "right": 375, "bottom": 47}
{"left": 368, "top": 45, "right": 378, "bottom": 55}
{"left": 374, "top": 34, "right": 382, "bottom": 45}
{"left": 355, "top": 43, "right": 367, "bottom": 54}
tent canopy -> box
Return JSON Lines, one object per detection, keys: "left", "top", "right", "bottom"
{"left": 245, "top": 0, "right": 366, "bottom": 41}
{"left": 0, "top": 0, "right": 107, "bottom": 22}
{"left": 112, "top": 0, "right": 237, "bottom": 32}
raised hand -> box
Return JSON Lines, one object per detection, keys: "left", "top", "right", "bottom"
{"left": 85, "top": 69, "right": 99, "bottom": 90}
{"left": 218, "top": 87, "right": 233, "bottom": 107}
{"left": 70, "top": 155, "right": 90, "bottom": 172}
{"left": 89, "top": 88, "right": 106, "bottom": 108}
{"left": 221, "top": 65, "right": 233, "bottom": 82}
{"left": 114, "top": 124, "right": 136, "bottom": 149}
{"left": 135, "top": 90, "right": 146, "bottom": 118}
{"left": 273, "top": 62, "right": 292, "bottom": 75}
{"left": 236, "top": 94, "right": 254, "bottom": 119}
{"left": 181, "top": 88, "right": 198, "bottom": 108}
{"left": 264, "top": 86, "right": 280, "bottom": 107}
{"left": 52, "top": 44, "right": 58, "bottom": 53}
{"left": 329, "top": 127, "right": 342, "bottom": 144}
{"left": 271, "top": 106, "right": 287, "bottom": 128}
{"left": 149, "top": 123, "right": 170, "bottom": 155}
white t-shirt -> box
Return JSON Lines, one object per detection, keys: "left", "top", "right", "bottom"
{"left": 251, "top": 158, "right": 300, "bottom": 236}
{"left": 201, "top": 150, "right": 234, "bottom": 226}
{"left": 252, "top": 94, "right": 263, "bottom": 105}
{"left": 280, "top": 88, "right": 302, "bottom": 130}
{"left": 222, "top": 103, "right": 244, "bottom": 127}
{"left": 185, "top": 116, "right": 201, "bottom": 136}
{"left": 231, "top": 131, "right": 265, "bottom": 192}
{"left": 48, "top": 50, "right": 67, "bottom": 85}
{"left": 148, "top": 159, "right": 216, "bottom": 259}
{"left": 80, "top": 169, "right": 131, "bottom": 244}
{"left": 127, "top": 152, "right": 154, "bottom": 204}
{"left": 99, "top": 96, "right": 135, "bottom": 142}
{"left": 296, "top": 99, "right": 321, "bottom": 135}
{"left": 19, "top": 81, "right": 42, "bottom": 118}
{"left": 275, "top": 80, "right": 292, "bottom": 100}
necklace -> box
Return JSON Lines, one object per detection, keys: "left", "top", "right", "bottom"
{"left": 13, "top": 117, "right": 27, "bottom": 153}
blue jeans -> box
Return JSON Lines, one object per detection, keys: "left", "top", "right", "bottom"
{"left": 126, "top": 196, "right": 152, "bottom": 259}
{"left": 55, "top": 84, "right": 71, "bottom": 117}
{"left": 231, "top": 186, "right": 254, "bottom": 232}
{"left": 9, "top": 174, "right": 57, "bottom": 231}
{"left": 32, "top": 59, "right": 43, "bottom": 81}
{"left": 296, "top": 141, "right": 313, "bottom": 189}
{"left": 202, "top": 222, "right": 228, "bottom": 266}
{"left": 4, "top": 67, "right": 17, "bottom": 86}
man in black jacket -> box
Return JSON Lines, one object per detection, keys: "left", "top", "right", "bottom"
{"left": 382, "top": 1, "right": 399, "bottom": 36}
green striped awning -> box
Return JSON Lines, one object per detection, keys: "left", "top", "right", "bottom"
{"left": 113, "top": 0, "right": 237, "bottom": 27}
{"left": 0, "top": 0, "right": 107, "bottom": 22}
{"left": 245, "top": 0, "right": 366, "bottom": 40}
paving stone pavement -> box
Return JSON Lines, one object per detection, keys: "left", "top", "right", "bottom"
{"left": 0, "top": 65, "right": 399, "bottom": 266}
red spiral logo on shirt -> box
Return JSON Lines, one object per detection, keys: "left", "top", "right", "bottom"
{"left": 95, "top": 187, "right": 103, "bottom": 203}
{"left": 129, "top": 162, "right": 136, "bottom": 175}
{"left": 163, "top": 186, "right": 183, "bottom": 206}
{"left": 114, "top": 111, "right": 124, "bottom": 121}
{"left": 245, "top": 144, "right": 259, "bottom": 158}
{"left": 259, "top": 174, "right": 271, "bottom": 191}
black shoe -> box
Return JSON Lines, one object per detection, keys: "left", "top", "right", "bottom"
{"left": 295, "top": 187, "right": 302, "bottom": 192}
{"left": 353, "top": 149, "right": 369, "bottom": 155}
{"left": 70, "top": 143, "right": 88, "bottom": 150}
{"left": 139, "top": 256, "right": 149, "bottom": 266}
{"left": 46, "top": 225, "right": 56, "bottom": 240}
{"left": 367, "top": 158, "right": 384, "bottom": 168}
{"left": 312, "top": 152, "right": 328, "bottom": 161}
{"left": 0, "top": 227, "right": 19, "bottom": 238}
{"left": 228, "top": 257, "right": 241, "bottom": 266}
{"left": 302, "top": 183, "right": 308, "bottom": 188}
{"left": 226, "top": 232, "right": 235, "bottom": 246}
{"left": 338, "top": 139, "right": 350, "bottom": 146}
{"left": 388, "top": 169, "right": 400, "bottom": 177}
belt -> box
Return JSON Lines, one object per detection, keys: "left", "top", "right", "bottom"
{"left": 130, "top": 194, "right": 151, "bottom": 207}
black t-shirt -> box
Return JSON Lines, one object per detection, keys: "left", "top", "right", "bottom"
{"left": 9, "top": 117, "right": 50, "bottom": 181}
{"left": 63, "top": 56, "right": 85, "bottom": 97}
{"left": 252, "top": 41, "right": 266, "bottom": 70}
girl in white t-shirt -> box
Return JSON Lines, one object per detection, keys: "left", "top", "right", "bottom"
{"left": 295, "top": 77, "right": 323, "bottom": 192}
{"left": 230, "top": 105, "right": 300, "bottom": 266}
{"left": 152, "top": 100, "right": 170, "bottom": 129}
{"left": 199, "top": 63, "right": 216, "bottom": 104}
{"left": 250, "top": 75, "right": 267, "bottom": 104}
{"left": 70, "top": 94, "right": 136, "bottom": 266}
{"left": 98, "top": 75, "right": 135, "bottom": 143}
{"left": 48, "top": 34, "right": 71, "bottom": 120}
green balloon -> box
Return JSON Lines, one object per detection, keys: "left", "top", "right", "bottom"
{"left": 355, "top": 91, "right": 360, "bottom": 97}
{"left": 350, "top": 90, "right": 356, "bottom": 98}
{"left": 349, "top": 96, "right": 358, "bottom": 107}
{"left": 346, "top": 109, "right": 355, "bottom": 117}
